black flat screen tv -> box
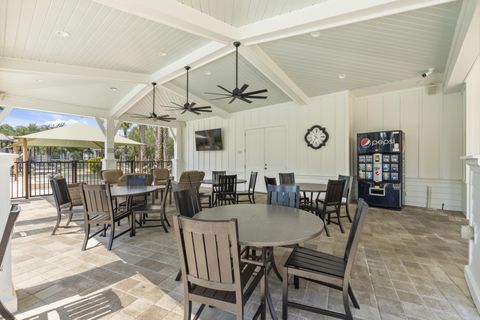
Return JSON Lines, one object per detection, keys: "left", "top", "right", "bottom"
{"left": 195, "top": 128, "right": 223, "bottom": 151}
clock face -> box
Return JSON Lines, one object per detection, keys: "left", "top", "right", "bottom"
{"left": 305, "top": 125, "right": 329, "bottom": 149}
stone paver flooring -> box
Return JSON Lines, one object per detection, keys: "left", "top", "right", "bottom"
{"left": 8, "top": 194, "right": 480, "bottom": 320}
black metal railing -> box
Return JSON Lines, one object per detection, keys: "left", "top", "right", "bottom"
{"left": 10, "top": 159, "right": 172, "bottom": 199}
{"left": 116, "top": 160, "right": 172, "bottom": 174}
{"left": 10, "top": 160, "right": 103, "bottom": 199}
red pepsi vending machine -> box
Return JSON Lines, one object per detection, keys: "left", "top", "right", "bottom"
{"left": 357, "top": 130, "right": 405, "bottom": 210}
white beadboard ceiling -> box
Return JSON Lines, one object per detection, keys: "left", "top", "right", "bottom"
{"left": 169, "top": 53, "right": 290, "bottom": 113}
{"left": 0, "top": 70, "right": 135, "bottom": 110}
{"left": 259, "top": 1, "right": 461, "bottom": 97}
{"left": 175, "top": 0, "right": 326, "bottom": 27}
{"left": 0, "top": 0, "right": 208, "bottom": 73}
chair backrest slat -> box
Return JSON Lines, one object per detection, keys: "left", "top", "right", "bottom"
{"left": 212, "top": 171, "right": 226, "bottom": 182}
{"left": 218, "top": 175, "right": 237, "bottom": 194}
{"left": 264, "top": 176, "right": 277, "bottom": 191}
{"left": 174, "top": 216, "right": 239, "bottom": 289}
{"left": 279, "top": 172, "right": 295, "bottom": 184}
{"left": 324, "top": 179, "right": 346, "bottom": 205}
{"left": 344, "top": 199, "right": 369, "bottom": 281}
{"left": 338, "top": 175, "right": 353, "bottom": 199}
{"left": 173, "top": 186, "right": 201, "bottom": 218}
{"left": 267, "top": 184, "right": 300, "bottom": 208}
{"left": 248, "top": 171, "right": 258, "bottom": 192}
{"left": 0, "top": 205, "right": 20, "bottom": 267}
{"left": 81, "top": 184, "right": 114, "bottom": 219}
{"left": 50, "top": 178, "right": 72, "bottom": 209}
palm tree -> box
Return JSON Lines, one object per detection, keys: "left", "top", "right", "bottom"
{"left": 119, "top": 122, "right": 131, "bottom": 160}
{"left": 139, "top": 124, "right": 146, "bottom": 161}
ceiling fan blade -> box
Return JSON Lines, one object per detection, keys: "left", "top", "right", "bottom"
{"left": 244, "top": 95, "right": 267, "bottom": 99}
{"left": 194, "top": 106, "right": 212, "bottom": 110}
{"left": 228, "top": 97, "right": 237, "bottom": 104}
{"left": 243, "top": 89, "right": 268, "bottom": 96}
{"left": 217, "top": 85, "right": 233, "bottom": 94}
{"left": 188, "top": 102, "right": 196, "bottom": 108}
{"left": 191, "top": 110, "right": 201, "bottom": 115}
{"left": 211, "top": 96, "right": 232, "bottom": 100}
{"left": 171, "top": 102, "right": 185, "bottom": 108}
{"left": 239, "top": 97, "right": 253, "bottom": 103}
{"left": 204, "top": 92, "right": 231, "bottom": 96}
{"left": 181, "top": 109, "right": 187, "bottom": 114}
{"left": 195, "top": 109, "right": 212, "bottom": 113}
{"left": 239, "top": 84, "right": 249, "bottom": 93}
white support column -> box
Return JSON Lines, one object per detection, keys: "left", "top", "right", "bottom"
{"left": 102, "top": 118, "right": 117, "bottom": 170}
{"left": 171, "top": 127, "right": 184, "bottom": 180}
{"left": 0, "top": 153, "right": 19, "bottom": 312}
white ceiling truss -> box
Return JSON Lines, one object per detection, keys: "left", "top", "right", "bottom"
{"left": 0, "top": 0, "right": 465, "bottom": 128}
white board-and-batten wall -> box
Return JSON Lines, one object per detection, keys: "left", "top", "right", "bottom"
{"left": 182, "top": 91, "right": 351, "bottom": 189}
{"left": 352, "top": 86, "right": 465, "bottom": 211}
{"left": 181, "top": 86, "right": 465, "bottom": 212}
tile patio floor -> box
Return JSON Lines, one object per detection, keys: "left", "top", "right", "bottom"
{"left": 8, "top": 194, "right": 480, "bottom": 320}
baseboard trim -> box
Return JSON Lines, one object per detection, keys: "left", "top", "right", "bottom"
{"left": 465, "top": 265, "right": 480, "bottom": 313}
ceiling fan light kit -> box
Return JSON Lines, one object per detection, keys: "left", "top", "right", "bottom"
{"left": 205, "top": 41, "right": 268, "bottom": 104}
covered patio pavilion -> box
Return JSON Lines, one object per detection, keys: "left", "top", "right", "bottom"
{"left": 0, "top": 0, "right": 480, "bottom": 319}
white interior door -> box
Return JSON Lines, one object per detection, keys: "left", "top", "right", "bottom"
{"left": 245, "top": 128, "right": 265, "bottom": 191}
{"left": 264, "top": 126, "right": 286, "bottom": 185}
{"left": 245, "top": 126, "right": 286, "bottom": 192}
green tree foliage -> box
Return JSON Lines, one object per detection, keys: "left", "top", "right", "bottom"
{"left": 88, "top": 157, "right": 102, "bottom": 173}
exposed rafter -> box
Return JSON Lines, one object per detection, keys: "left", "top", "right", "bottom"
{"left": 0, "top": 57, "right": 151, "bottom": 84}
{"left": 92, "top": 0, "right": 237, "bottom": 43}
{"left": 240, "top": 45, "right": 311, "bottom": 105}
{"left": 1, "top": 95, "right": 109, "bottom": 118}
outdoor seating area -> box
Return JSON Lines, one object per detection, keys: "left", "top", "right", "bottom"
{"left": 1, "top": 0, "right": 480, "bottom": 319}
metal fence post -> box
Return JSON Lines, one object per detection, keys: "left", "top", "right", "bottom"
{"left": 72, "top": 160, "right": 78, "bottom": 183}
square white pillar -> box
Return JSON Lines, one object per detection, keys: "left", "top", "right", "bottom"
{"left": 102, "top": 118, "right": 117, "bottom": 170}
{"left": 0, "top": 153, "right": 18, "bottom": 312}
{"left": 172, "top": 127, "right": 185, "bottom": 180}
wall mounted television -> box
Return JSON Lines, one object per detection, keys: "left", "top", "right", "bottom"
{"left": 195, "top": 128, "right": 223, "bottom": 151}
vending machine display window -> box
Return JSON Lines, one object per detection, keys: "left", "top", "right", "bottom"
{"left": 357, "top": 131, "right": 405, "bottom": 210}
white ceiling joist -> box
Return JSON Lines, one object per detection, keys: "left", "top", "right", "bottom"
{"left": 238, "top": 0, "right": 457, "bottom": 44}
{"left": 111, "top": 42, "right": 233, "bottom": 119}
{"left": 162, "top": 83, "right": 231, "bottom": 119}
{"left": 444, "top": 0, "right": 479, "bottom": 92}
{"left": 0, "top": 57, "right": 151, "bottom": 84}
{"left": 240, "top": 45, "right": 311, "bottom": 105}
{"left": 92, "top": 0, "right": 237, "bottom": 43}
{"left": 1, "top": 95, "right": 109, "bottom": 118}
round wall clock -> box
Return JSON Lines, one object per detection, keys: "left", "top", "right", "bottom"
{"left": 305, "top": 125, "right": 329, "bottom": 149}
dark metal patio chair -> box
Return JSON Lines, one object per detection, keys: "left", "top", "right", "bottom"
{"left": 133, "top": 179, "right": 171, "bottom": 232}
{"left": 50, "top": 177, "right": 84, "bottom": 235}
{"left": 279, "top": 172, "right": 295, "bottom": 184}
{"left": 215, "top": 174, "right": 237, "bottom": 206}
{"left": 80, "top": 184, "right": 134, "bottom": 251}
{"left": 282, "top": 199, "right": 369, "bottom": 320}
{"left": 236, "top": 171, "right": 258, "bottom": 204}
{"left": 0, "top": 204, "right": 20, "bottom": 320}
{"left": 315, "top": 179, "right": 346, "bottom": 237}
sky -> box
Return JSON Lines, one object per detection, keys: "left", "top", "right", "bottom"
{"left": 2, "top": 108, "right": 99, "bottom": 128}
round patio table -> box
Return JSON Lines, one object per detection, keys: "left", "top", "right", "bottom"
{"left": 201, "top": 178, "right": 247, "bottom": 184}
{"left": 195, "top": 204, "right": 324, "bottom": 320}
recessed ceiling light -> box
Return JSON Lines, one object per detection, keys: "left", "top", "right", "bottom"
{"left": 160, "top": 52, "right": 167, "bottom": 57}
{"left": 110, "top": 87, "right": 118, "bottom": 92}
{"left": 310, "top": 31, "right": 321, "bottom": 38}
{"left": 204, "top": 70, "right": 212, "bottom": 76}
{"left": 55, "top": 30, "right": 70, "bottom": 38}
{"left": 338, "top": 74, "right": 346, "bottom": 79}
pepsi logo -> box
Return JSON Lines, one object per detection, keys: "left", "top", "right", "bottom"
{"left": 360, "top": 138, "right": 371, "bottom": 148}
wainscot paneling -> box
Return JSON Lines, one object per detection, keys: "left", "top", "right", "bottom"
{"left": 182, "top": 91, "right": 350, "bottom": 190}
{"left": 352, "top": 86, "right": 465, "bottom": 211}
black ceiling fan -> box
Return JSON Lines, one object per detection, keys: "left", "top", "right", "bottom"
{"left": 205, "top": 41, "right": 268, "bottom": 104}
{"left": 164, "top": 66, "right": 212, "bottom": 115}
{"left": 127, "top": 82, "right": 176, "bottom": 122}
